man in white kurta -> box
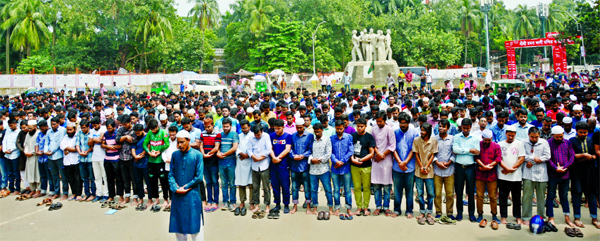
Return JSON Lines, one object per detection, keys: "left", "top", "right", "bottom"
{"left": 235, "top": 121, "right": 253, "bottom": 214}
{"left": 23, "top": 120, "right": 41, "bottom": 197}
{"left": 370, "top": 113, "right": 396, "bottom": 215}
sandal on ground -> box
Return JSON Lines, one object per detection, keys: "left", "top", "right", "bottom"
{"left": 257, "top": 210, "right": 266, "bottom": 219}
{"left": 565, "top": 227, "right": 576, "bottom": 237}
{"left": 574, "top": 220, "right": 585, "bottom": 228}
{"left": 339, "top": 214, "right": 347, "bottom": 220}
{"left": 417, "top": 217, "right": 426, "bottom": 225}
{"left": 323, "top": 211, "right": 330, "bottom": 220}
{"left": 240, "top": 207, "right": 247, "bottom": 216}
{"left": 163, "top": 206, "right": 171, "bottom": 212}
{"left": 592, "top": 220, "right": 600, "bottom": 229}
{"left": 273, "top": 211, "right": 280, "bottom": 219}
{"left": 372, "top": 209, "right": 381, "bottom": 216}
{"left": 346, "top": 214, "right": 354, "bottom": 220}
{"left": 317, "top": 211, "right": 324, "bottom": 220}
{"left": 384, "top": 210, "right": 393, "bottom": 217}
{"left": 426, "top": 216, "right": 435, "bottom": 225}
{"left": 572, "top": 228, "right": 584, "bottom": 237}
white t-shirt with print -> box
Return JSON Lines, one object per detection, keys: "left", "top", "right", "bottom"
{"left": 498, "top": 140, "right": 525, "bottom": 181}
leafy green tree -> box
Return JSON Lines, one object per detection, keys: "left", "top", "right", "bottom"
{"left": 188, "top": 0, "right": 220, "bottom": 31}
{"left": 135, "top": 1, "right": 173, "bottom": 70}
{"left": 1, "top": 0, "right": 50, "bottom": 58}
{"left": 513, "top": 5, "right": 538, "bottom": 39}
{"left": 15, "top": 53, "right": 51, "bottom": 73}
{"left": 245, "top": 0, "right": 273, "bottom": 37}
{"left": 457, "top": 0, "right": 480, "bottom": 65}
{"left": 246, "top": 19, "right": 306, "bottom": 72}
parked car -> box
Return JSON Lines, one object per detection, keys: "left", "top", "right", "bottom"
{"left": 188, "top": 79, "right": 227, "bottom": 93}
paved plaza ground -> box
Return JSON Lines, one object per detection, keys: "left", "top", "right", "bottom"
{"left": 0, "top": 189, "right": 599, "bottom": 240}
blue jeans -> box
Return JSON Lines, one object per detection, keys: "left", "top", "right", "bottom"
{"left": 547, "top": 177, "right": 570, "bottom": 218}
{"left": 270, "top": 167, "right": 290, "bottom": 206}
{"left": 373, "top": 184, "right": 391, "bottom": 210}
{"left": 393, "top": 170, "right": 415, "bottom": 215}
{"left": 48, "top": 158, "right": 69, "bottom": 195}
{"left": 133, "top": 166, "right": 150, "bottom": 199}
{"left": 344, "top": 84, "right": 350, "bottom": 91}
{"left": 571, "top": 174, "right": 598, "bottom": 219}
{"left": 79, "top": 162, "right": 96, "bottom": 197}
{"left": 38, "top": 161, "right": 51, "bottom": 194}
{"left": 426, "top": 83, "right": 432, "bottom": 91}
{"left": 331, "top": 172, "right": 352, "bottom": 210}
{"left": 310, "top": 172, "right": 333, "bottom": 207}
{"left": 291, "top": 170, "right": 311, "bottom": 205}
{"left": 0, "top": 157, "right": 9, "bottom": 189}
{"left": 6, "top": 158, "right": 20, "bottom": 192}
{"left": 218, "top": 164, "right": 236, "bottom": 204}
{"left": 204, "top": 165, "right": 219, "bottom": 204}
{"left": 415, "top": 177, "right": 435, "bottom": 214}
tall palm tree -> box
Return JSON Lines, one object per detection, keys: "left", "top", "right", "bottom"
{"left": 188, "top": 0, "right": 220, "bottom": 31}
{"left": 544, "top": 3, "right": 566, "bottom": 33}
{"left": 513, "top": 5, "right": 537, "bottom": 39}
{"left": 135, "top": 5, "right": 173, "bottom": 70}
{"left": 1, "top": 0, "right": 50, "bottom": 58}
{"left": 245, "top": 0, "right": 273, "bottom": 37}
{"left": 1, "top": 0, "right": 12, "bottom": 73}
{"left": 387, "top": 0, "right": 420, "bottom": 15}
{"left": 457, "top": 0, "right": 480, "bottom": 65}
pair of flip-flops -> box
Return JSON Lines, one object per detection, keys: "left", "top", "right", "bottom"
{"left": 163, "top": 206, "right": 171, "bottom": 212}
{"left": 544, "top": 222, "right": 558, "bottom": 232}
{"left": 317, "top": 211, "right": 330, "bottom": 220}
{"left": 48, "top": 202, "right": 62, "bottom": 211}
{"left": 150, "top": 205, "right": 161, "bottom": 212}
{"left": 36, "top": 198, "right": 53, "bottom": 206}
{"left": 339, "top": 214, "right": 353, "bottom": 220}
{"left": 101, "top": 201, "right": 115, "bottom": 208}
{"left": 252, "top": 210, "right": 266, "bottom": 219}
{"left": 15, "top": 195, "right": 30, "bottom": 201}
{"left": 135, "top": 203, "right": 147, "bottom": 211}
{"left": 507, "top": 223, "right": 521, "bottom": 230}
{"left": 565, "top": 227, "right": 584, "bottom": 237}
{"left": 267, "top": 211, "right": 280, "bottom": 219}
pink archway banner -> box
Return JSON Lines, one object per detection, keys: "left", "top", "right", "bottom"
{"left": 504, "top": 35, "right": 575, "bottom": 79}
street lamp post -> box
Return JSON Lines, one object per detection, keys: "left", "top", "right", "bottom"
{"left": 537, "top": 3, "right": 549, "bottom": 58}
{"left": 480, "top": 0, "right": 491, "bottom": 72}
{"left": 312, "top": 21, "right": 326, "bottom": 76}
{"left": 558, "top": 10, "right": 587, "bottom": 69}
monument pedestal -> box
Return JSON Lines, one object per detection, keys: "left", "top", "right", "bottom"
{"left": 345, "top": 61, "right": 399, "bottom": 86}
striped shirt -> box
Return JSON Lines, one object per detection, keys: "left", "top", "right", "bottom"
{"left": 103, "top": 131, "right": 119, "bottom": 162}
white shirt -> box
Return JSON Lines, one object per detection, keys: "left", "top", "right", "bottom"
{"left": 246, "top": 132, "right": 272, "bottom": 172}
{"left": 162, "top": 138, "right": 177, "bottom": 171}
{"left": 426, "top": 73, "right": 432, "bottom": 83}
{"left": 498, "top": 140, "right": 526, "bottom": 182}
{"left": 89, "top": 126, "right": 107, "bottom": 162}
{"left": 60, "top": 135, "right": 79, "bottom": 166}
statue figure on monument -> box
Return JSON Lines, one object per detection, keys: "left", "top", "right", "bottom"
{"left": 377, "top": 30, "right": 386, "bottom": 61}
{"left": 351, "top": 30, "right": 363, "bottom": 62}
{"left": 364, "top": 29, "right": 373, "bottom": 62}
{"left": 361, "top": 29, "right": 368, "bottom": 61}
{"left": 369, "top": 28, "right": 377, "bottom": 61}
{"left": 385, "top": 29, "right": 392, "bottom": 61}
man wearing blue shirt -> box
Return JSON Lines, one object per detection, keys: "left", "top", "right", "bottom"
{"left": 330, "top": 120, "right": 354, "bottom": 216}
{"left": 491, "top": 111, "right": 508, "bottom": 143}
{"left": 217, "top": 118, "right": 239, "bottom": 212}
{"left": 269, "top": 119, "right": 292, "bottom": 217}
{"left": 44, "top": 117, "right": 67, "bottom": 200}
{"left": 452, "top": 118, "right": 481, "bottom": 222}
{"left": 512, "top": 109, "right": 533, "bottom": 141}
{"left": 2, "top": 119, "right": 21, "bottom": 194}
{"left": 392, "top": 112, "right": 420, "bottom": 218}
{"left": 289, "top": 118, "right": 313, "bottom": 215}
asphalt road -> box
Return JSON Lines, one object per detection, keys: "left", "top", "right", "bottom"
{"left": 1, "top": 187, "right": 599, "bottom": 241}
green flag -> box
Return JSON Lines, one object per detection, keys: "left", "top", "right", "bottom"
{"left": 367, "top": 59, "right": 375, "bottom": 74}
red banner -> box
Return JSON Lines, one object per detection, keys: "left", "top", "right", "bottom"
{"left": 505, "top": 38, "right": 574, "bottom": 48}
{"left": 552, "top": 45, "right": 566, "bottom": 74}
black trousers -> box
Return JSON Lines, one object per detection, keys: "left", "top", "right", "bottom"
{"left": 64, "top": 164, "right": 82, "bottom": 196}
{"left": 498, "top": 179, "right": 521, "bottom": 218}
{"left": 148, "top": 162, "right": 170, "bottom": 200}
{"left": 120, "top": 160, "right": 136, "bottom": 197}
{"left": 104, "top": 161, "right": 124, "bottom": 198}
{"left": 398, "top": 81, "right": 404, "bottom": 91}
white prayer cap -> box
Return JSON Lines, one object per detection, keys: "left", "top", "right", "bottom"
{"left": 159, "top": 114, "right": 168, "bottom": 121}
{"left": 573, "top": 104, "right": 582, "bottom": 111}
{"left": 448, "top": 103, "right": 454, "bottom": 107}
{"left": 295, "top": 118, "right": 305, "bottom": 126}
{"left": 246, "top": 107, "right": 254, "bottom": 113}
{"left": 482, "top": 129, "right": 493, "bottom": 139}
{"left": 441, "top": 103, "right": 447, "bottom": 108}
{"left": 563, "top": 117, "right": 572, "bottom": 124}
{"left": 156, "top": 105, "right": 165, "bottom": 112}
{"left": 506, "top": 125, "right": 517, "bottom": 132}
{"left": 552, "top": 126, "right": 564, "bottom": 135}
{"left": 187, "top": 109, "right": 196, "bottom": 115}
{"left": 570, "top": 95, "right": 577, "bottom": 101}
{"left": 176, "top": 130, "right": 190, "bottom": 139}
{"left": 423, "top": 97, "right": 429, "bottom": 102}
{"left": 27, "top": 120, "right": 37, "bottom": 126}
{"left": 457, "top": 118, "right": 463, "bottom": 127}
{"left": 104, "top": 108, "right": 113, "bottom": 115}
{"left": 460, "top": 90, "right": 466, "bottom": 94}
{"left": 67, "top": 122, "right": 76, "bottom": 128}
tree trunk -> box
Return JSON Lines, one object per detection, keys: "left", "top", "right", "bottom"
{"left": 27, "top": 44, "right": 31, "bottom": 58}
{"left": 464, "top": 33, "right": 468, "bottom": 66}
{"left": 52, "top": 22, "right": 56, "bottom": 62}
{"left": 5, "top": 28, "right": 9, "bottom": 73}
{"left": 144, "top": 41, "right": 147, "bottom": 69}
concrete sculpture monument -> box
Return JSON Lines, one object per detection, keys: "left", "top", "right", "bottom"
{"left": 345, "top": 29, "right": 399, "bottom": 85}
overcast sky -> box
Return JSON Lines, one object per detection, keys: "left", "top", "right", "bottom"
{"left": 173, "top": 0, "right": 560, "bottom": 16}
